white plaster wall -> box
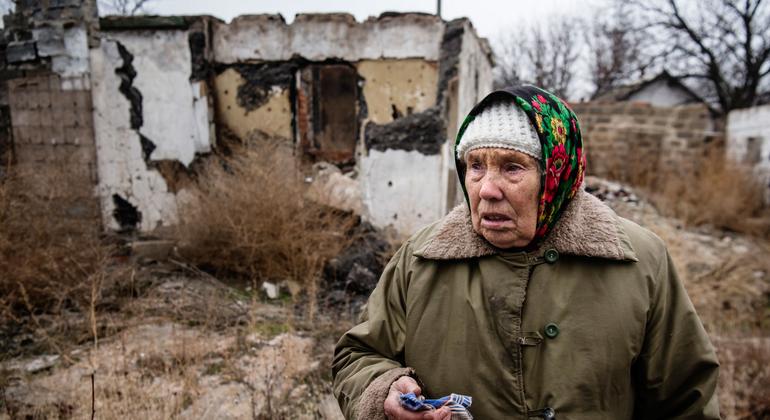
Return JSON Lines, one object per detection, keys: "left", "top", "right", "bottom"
{"left": 626, "top": 82, "right": 695, "bottom": 107}
{"left": 213, "top": 14, "right": 444, "bottom": 63}
{"left": 456, "top": 21, "right": 493, "bottom": 131}
{"left": 51, "top": 26, "right": 90, "bottom": 79}
{"left": 109, "top": 31, "right": 211, "bottom": 166}
{"left": 90, "top": 41, "right": 179, "bottom": 232}
{"left": 90, "top": 29, "right": 213, "bottom": 231}
{"left": 360, "top": 149, "right": 444, "bottom": 236}
{"left": 727, "top": 104, "right": 770, "bottom": 156}
{"left": 33, "top": 24, "right": 91, "bottom": 90}
{"left": 449, "top": 21, "right": 493, "bottom": 211}
{"left": 726, "top": 104, "right": 770, "bottom": 202}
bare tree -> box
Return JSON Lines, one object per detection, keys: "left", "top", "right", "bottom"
{"left": 632, "top": 0, "right": 770, "bottom": 113}
{"left": 98, "top": 0, "right": 153, "bottom": 16}
{"left": 491, "top": 33, "right": 524, "bottom": 89}
{"left": 586, "top": 1, "right": 649, "bottom": 98}
{"left": 493, "top": 16, "right": 581, "bottom": 98}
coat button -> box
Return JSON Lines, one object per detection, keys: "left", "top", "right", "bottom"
{"left": 544, "top": 323, "right": 559, "bottom": 338}
{"left": 544, "top": 249, "right": 559, "bottom": 263}
{"left": 543, "top": 407, "right": 555, "bottom": 419}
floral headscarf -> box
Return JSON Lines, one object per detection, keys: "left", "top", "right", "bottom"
{"left": 455, "top": 85, "right": 586, "bottom": 245}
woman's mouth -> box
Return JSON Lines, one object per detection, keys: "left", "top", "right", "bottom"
{"left": 480, "top": 213, "right": 513, "bottom": 229}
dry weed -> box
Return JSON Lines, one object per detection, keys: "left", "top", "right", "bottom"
{"left": 2, "top": 322, "right": 335, "bottom": 419}
{"left": 0, "top": 165, "right": 126, "bottom": 358}
{"left": 176, "top": 138, "right": 356, "bottom": 319}
{"left": 625, "top": 150, "right": 770, "bottom": 235}
{"left": 714, "top": 336, "right": 770, "bottom": 419}
{"left": 687, "top": 249, "right": 770, "bottom": 333}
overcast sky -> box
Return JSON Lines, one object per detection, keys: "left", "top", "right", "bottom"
{"left": 147, "top": 0, "right": 597, "bottom": 41}
{"left": 0, "top": 0, "right": 605, "bottom": 97}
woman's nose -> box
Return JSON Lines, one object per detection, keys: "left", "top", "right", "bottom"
{"left": 478, "top": 175, "right": 504, "bottom": 201}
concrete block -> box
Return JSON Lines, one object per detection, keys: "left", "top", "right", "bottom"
{"left": 72, "top": 106, "right": 92, "bottom": 128}
{"left": 64, "top": 126, "right": 93, "bottom": 146}
{"left": 6, "top": 41, "right": 37, "bottom": 63}
{"left": 34, "top": 89, "right": 52, "bottom": 110}
{"left": 31, "top": 127, "right": 49, "bottom": 145}
{"left": 33, "top": 27, "right": 66, "bottom": 57}
{"left": 14, "top": 144, "right": 48, "bottom": 163}
{"left": 13, "top": 126, "right": 39, "bottom": 145}
{"left": 10, "top": 108, "right": 37, "bottom": 127}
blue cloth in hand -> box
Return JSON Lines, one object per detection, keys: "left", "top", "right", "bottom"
{"left": 399, "top": 392, "right": 473, "bottom": 419}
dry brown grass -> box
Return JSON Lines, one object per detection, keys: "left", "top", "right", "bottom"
{"left": 175, "top": 138, "right": 356, "bottom": 319}
{"left": 0, "top": 165, "right": 126, "bottom": 358}
{"left": 715, "top": 336, "right": 770, "bottom": 419}
{"left": 2, "top": 321, "right": 337, "bottom": 419}
{"left": 624, "top": 150, "right": 770, "bottom": 235}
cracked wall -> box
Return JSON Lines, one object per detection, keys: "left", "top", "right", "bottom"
{"left": 91, "top": 26, "right": 213, "bottom": 231}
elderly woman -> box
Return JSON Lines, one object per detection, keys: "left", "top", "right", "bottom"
{"left": 332, "top": 86, "right": 719, "bottom": 419}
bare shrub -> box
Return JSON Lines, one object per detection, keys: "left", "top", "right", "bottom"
{"left": 627, "top": 150, "right": 769, "bottom": 235}
{"left": 0, "top": 165, "right": 122, "bottom": 356}
{"left": 686, "top": 248, "right": 770, "bottom": 333}
{"left": 175, "top": 138, "right": 356, "bottom": 319}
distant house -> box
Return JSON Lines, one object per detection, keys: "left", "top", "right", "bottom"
{"left": 593, "top": 71, "right": 704, "bottom": 107}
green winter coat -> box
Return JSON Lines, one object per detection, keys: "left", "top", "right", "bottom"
{"left": 332, "top": 190, "right": 719, "bottom": 419}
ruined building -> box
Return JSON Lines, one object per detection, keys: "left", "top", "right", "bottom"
{"left": 1, "top": 1, "right": 493, "bottom": 235}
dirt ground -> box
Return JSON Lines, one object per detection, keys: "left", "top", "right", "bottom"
{"left": 1, "top": 177, "right": 768, "bottom": 419}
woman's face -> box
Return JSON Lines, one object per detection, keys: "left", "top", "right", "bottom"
{"left": 464, "top": 148, "right": 541, "bottom": 249}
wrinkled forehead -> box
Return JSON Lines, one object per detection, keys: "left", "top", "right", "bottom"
{"left": 464, "top": 147, "right": 541, "bottom": 166}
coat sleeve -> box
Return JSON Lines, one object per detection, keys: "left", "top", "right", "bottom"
{"left": 332, "top": 241, "right": 416, "bottom": 419}
{"left": 633, "top": 248, "right": 720, "bottom": 419}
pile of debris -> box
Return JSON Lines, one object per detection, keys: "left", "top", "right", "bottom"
{"left": 584, "top": 175, "right": 641, "bottom": 205}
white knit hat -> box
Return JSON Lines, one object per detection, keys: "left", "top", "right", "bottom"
{"left": 456, "top": 100, "right": 542, "bottom": 161}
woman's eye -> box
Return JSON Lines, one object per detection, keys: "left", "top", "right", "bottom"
{"left": 470, "top": 161, "right": 483, "bottom": 171}
{"left": 504, "top": 163, "right": 524, "bottom": 173}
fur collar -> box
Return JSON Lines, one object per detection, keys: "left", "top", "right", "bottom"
{"left": 415, "top": 190, "right": 637, "bottom": 261}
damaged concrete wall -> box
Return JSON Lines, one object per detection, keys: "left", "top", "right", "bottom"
{"left": 206, "top": 12, "right": 492, "bottom": 235}
{"left": 90, "top": 22, "right": 214, "bottom": 231}
{"left": 212, "top": 13, "right": 444, "bottom": 63}
{"left": 456, "top": 20, "right": 493, "bottom": 133}
{"left": 356, "top": 59, "right": 438, "bottom": 124}
{"left": 213, "top": 67, "right": 293, "bottom": 142}
{"left": 2, "top": 0, "right": 100, "bottom": 220}
{"left": 448, "top": 19, "right": 493, "bottom": 211}
{"left": 3, "top": 8, "right": 494, "bottom": 236}
{"left": 355, "top": 58, "right": 446, "bottom": 232}
{"left": 727, "top": 105, "right": 770, "bottom": 202}
{"left": 361, "top": 107, "right": 447, "bottom": 232}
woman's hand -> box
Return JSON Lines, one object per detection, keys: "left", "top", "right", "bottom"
{"left": 383, "top": 376, "right": 452, "bottom": 420}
